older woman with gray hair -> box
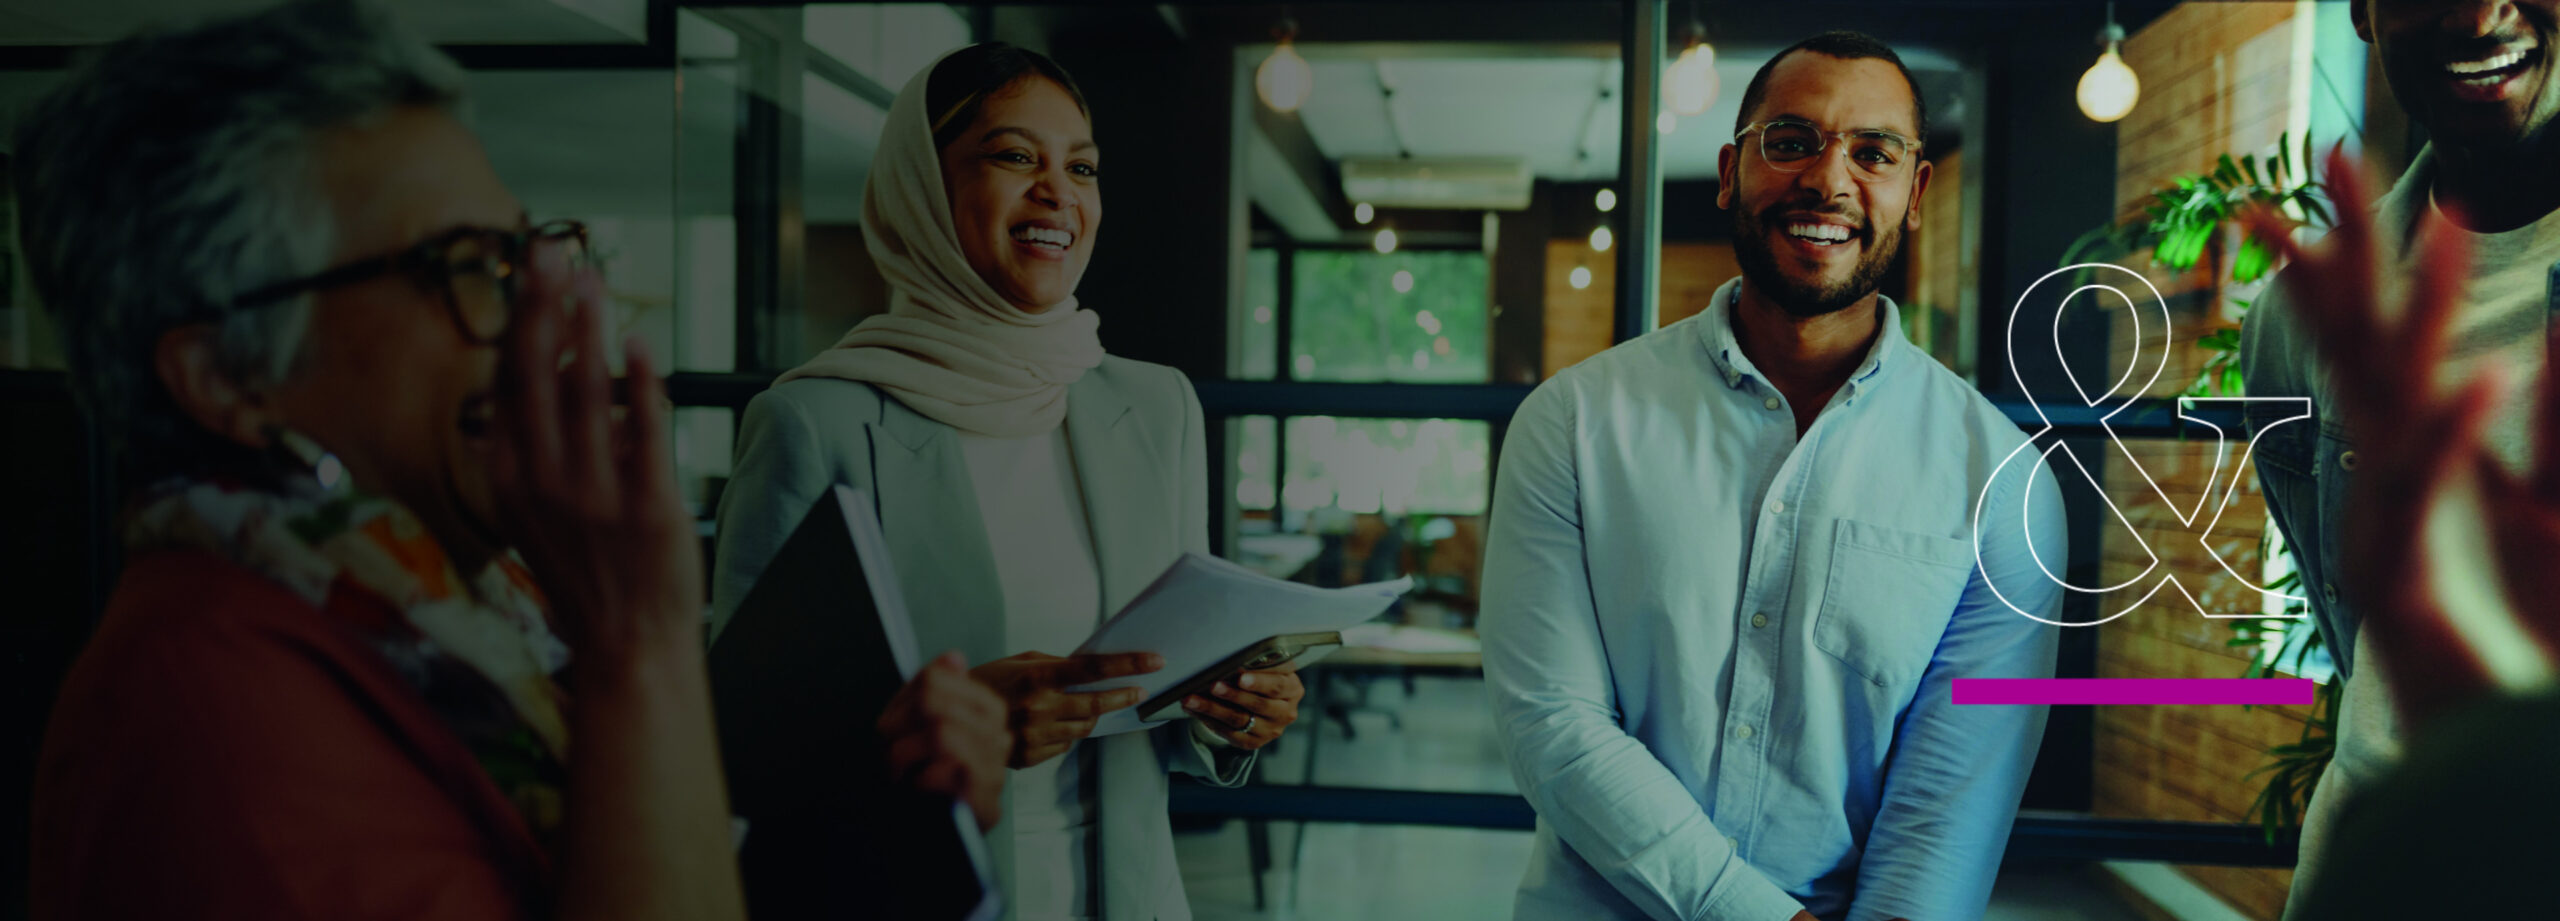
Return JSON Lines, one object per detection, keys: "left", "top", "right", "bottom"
{"left": 16, "top": 2, "right": 1004, "bottom": 918}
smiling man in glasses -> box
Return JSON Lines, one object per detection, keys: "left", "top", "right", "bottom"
{"left": 1481, "top": 31, "right": 2063, "bottom": 921}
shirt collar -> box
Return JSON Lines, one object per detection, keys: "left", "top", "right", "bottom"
{"left": 2378, "top": 144, "right": 2435, "bottom": 255}
{"left": 1699, "top": 276, "right": 1903, "bottom": 396}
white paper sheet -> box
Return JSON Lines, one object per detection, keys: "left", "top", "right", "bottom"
{"left": 1071, "top": 551, "right": 1410, "bottom": 736}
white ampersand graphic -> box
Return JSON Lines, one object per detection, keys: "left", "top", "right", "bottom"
{"left": 1972, "top": 262, "right": 2312, "bottom": 627}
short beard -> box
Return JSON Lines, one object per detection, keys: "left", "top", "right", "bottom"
{"left": 1732, "top": 202, "right": 1903, "bottom": 318}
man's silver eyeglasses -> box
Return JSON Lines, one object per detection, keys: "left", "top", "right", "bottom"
{"left": 1737, "top": 119, "right": 1920, "bottom": 181}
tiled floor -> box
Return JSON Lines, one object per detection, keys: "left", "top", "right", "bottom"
{"left": 1173, "top": 674, "right": 2153, "bottom": 921}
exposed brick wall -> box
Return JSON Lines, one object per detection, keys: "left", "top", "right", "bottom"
{"left": 1908, "top": 149, "right": 1969, "bottom": 373}
{"left": 2092, "top": 4, "right": 2321, "bottom": 919}
{"left": 1540, "top": 240, "right": 1739, "bottom": 377}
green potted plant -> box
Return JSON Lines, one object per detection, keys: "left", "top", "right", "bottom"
{"left": 2063, "top": 131, "right": 2341, "bottom": 842}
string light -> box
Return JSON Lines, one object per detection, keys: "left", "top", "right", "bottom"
{"left": 2077, "top": 4, "right": 2139, "bottom": 123}
{"left": 1257, "top": 19, "right": 1313, "bottom": 112}
{"left": 1665, "top": 30, "right": 1718, "bottom": 116}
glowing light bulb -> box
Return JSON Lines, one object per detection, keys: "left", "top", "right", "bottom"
{"left": 1354, "top": 202, "right": 1374, "bottom": 224}
{"left": 1595, "top": 188, "right": 1617, "bottom": 213}
{"left": 1589, "top": 225, "right": 1613, "bottom": 253}
{"left": 1374, "top": 228, "right": 1398, "bottom": 254}
{"left": 1665, "top": 42, "right": 1719, "bottom": 116}
{"left": 1569, "top": 265, "right": 1593, "bottom": 290}
{"left": 2077, "top": 42, "right": 2139, "bottom": 123}
{"left": 1257, "top": 39, "right": 1313, "bottom": 112}
{"left": 1391, "top": 269, "right": 1414, "bottom": 293}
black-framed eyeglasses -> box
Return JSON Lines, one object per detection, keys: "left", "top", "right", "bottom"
{"left": 226, "top": 220, "right": 590, "bottom": 344}
{"left": 1737, "top": 120, "right": 1920, "bottom": 182}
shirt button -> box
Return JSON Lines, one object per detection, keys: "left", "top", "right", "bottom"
{"left": 2338, "top": 450, "right": 2358, "bottom": 472}
{"left": 1769, "top": 500, "right": 1785, "bottom": 515}
{"left": 2323, "top": 582, "right": 2339, "bottom": 603}
{"left": 1735, "top": 725, "right": 1755, "bottom": 739}
{"left": 1725, "top": 836, "right": 1739, "bottom": 849}
{"left": 1751, "top": 613, "right": 1769, "bottom": 628}
{"left": 1763, "top": 396, "right": 1782, "bottom": 410}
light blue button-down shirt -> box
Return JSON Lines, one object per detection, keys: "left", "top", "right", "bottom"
{"left": 1482, "top": 279, "right": 2065, "bottom": 921}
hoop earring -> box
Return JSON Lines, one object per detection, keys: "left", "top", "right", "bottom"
{"left": 264, "top": 425, "right": 350, "bottom": 495}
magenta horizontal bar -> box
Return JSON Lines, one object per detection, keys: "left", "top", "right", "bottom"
{"left": 1953, "top": 678, "right": 2317, "bottom": 706}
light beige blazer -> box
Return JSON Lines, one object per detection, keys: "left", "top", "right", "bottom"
{"left": 711, "top": 355, "right": 1251, "bottom": 921}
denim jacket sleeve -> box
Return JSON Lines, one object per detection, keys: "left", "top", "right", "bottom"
{"left": 2242, "top": 274, "right": 2362, "bottom": 676}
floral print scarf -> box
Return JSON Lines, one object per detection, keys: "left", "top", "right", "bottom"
{"left": 125, "top": 475, "right": 572, "bottom": 846}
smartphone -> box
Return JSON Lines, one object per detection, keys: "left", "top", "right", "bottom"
{"left": 1136, "top": 631, "right": 1343, "bottom": 723}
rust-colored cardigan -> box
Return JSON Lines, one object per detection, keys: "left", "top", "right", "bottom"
{"left": 32, "top": 549, "right": 550, "bottom": 920}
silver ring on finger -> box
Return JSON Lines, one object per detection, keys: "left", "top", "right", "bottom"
{"left": 1242, "top": 715, "right": 1257, "bottom": 734}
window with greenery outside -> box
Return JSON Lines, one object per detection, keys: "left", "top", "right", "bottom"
{"left": 1288, "top": 249, "right": 1489, "bottom": 383}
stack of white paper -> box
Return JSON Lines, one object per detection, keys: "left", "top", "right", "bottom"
{"left": 1071, "top": 551, "right": 1411, "bottom": 736}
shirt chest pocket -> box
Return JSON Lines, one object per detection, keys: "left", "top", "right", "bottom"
{"left": 1813, "top": 519, "right": 1975, "bottom": 691}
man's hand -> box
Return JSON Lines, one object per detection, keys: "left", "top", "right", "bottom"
{"left": 1182, "top": 663, "right": 1304, "bottom": 751}
{"left": 2243, "top": 149, "right": 2560, "bottom": 725}
{"left": 970, "top": 652, "right": 1162, "bottom": 767}
{"left": 879, "top": 651, "right": 1010, "bottom": 832}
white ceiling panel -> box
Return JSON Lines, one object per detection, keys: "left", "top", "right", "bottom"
{"left": 1296, "top": 54, "right": 1623, "bottom": 184}
{"left": 1295, "top": 57, "right": 1402, "bottom": 159}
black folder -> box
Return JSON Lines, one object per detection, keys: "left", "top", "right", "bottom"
{"left": 710, "top": 485, "right": 998, "bottom": 921}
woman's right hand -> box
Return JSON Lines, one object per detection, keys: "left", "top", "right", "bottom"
{"left": 881, "top": 651, "right": 1011, "bottom": 831}
{"left": 970, "top": 651, "right": 1163, "bottom": 767}
{"left": 485, "top": 245, "right": 700, "bottom": 668}
{"left": 487, "top": 238, "right": 744, "bottom": 921}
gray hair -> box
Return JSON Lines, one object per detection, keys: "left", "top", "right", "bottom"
{"left": 12, "top": 0, "right": 467, "bottom": 484}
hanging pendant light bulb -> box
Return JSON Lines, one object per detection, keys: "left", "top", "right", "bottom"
{"left": 2077, "top": 6, "right": 2139, "bottom": 123}
{"left": 1257, "top": 19, "right": 1314, "bottom": 113}
{"left": 1665, "top": 26, "right": 1718, "bottom": 116}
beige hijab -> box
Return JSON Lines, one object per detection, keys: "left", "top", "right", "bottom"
{"left": 780, "top": 46, "right": 1104, "bottom": 437}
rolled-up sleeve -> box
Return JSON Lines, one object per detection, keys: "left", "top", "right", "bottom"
{"left": 1846, "top": 450, "right": 2065, "bottom": 921}
{"left": 1481, "top": 379, "right": 1805, "bottom": 921}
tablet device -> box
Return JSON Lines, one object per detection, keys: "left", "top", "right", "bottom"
{"left": 1134, "top": 631, "right": 1343, "bottom": 723}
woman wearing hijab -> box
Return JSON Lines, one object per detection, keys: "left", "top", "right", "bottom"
{"left": 711, "top": 43, "right": 1306, "bottom": 921}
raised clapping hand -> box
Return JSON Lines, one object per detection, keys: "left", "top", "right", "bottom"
{"left": 484, "top": 237, "right": 698, "bottom": 673}
{"left": 2242, "top": 148, "right": 2560, "bottom": 726}
{"left": 1182, "top": 663, "right": 1304, "bottom": 751}
{"left": 484, "top": 230, "right": 746, "bottom": 920}
{"left": 971, "top": 651, "right": 1164, "bottom": 767}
